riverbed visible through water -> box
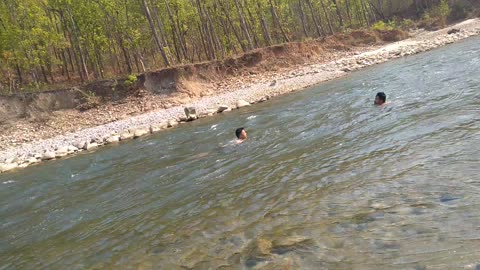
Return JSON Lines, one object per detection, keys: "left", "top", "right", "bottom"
{"left": 1, "top": 37, "right": 480, "bottom": 270}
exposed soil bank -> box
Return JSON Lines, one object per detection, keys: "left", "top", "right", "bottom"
{"left": 0, "top": 19, "right": 479, "bottom": 173}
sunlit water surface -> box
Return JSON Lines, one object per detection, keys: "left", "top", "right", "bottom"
{"left": 1, "top": 37, "right": 480, "bottom": 270}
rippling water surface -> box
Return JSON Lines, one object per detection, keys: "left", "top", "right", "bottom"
{"left": 1, "top": 38, "right": 480, "bottom": 270}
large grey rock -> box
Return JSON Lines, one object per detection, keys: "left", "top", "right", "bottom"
{"left": 55, "top": 146, "right": 69, "bottom": 158}
{"left": 217, "top": 105, "right": 230, "bottom": 113}
{"left": 150, "top": 122, "right": 168, "bottom": 133}
{"left": 74, "top": 141, "right": 87, "bottom": 149}
{"left": 0, "top": 163, "right": 18, "bottom": 172}
{"left": 105, "top": 135, "right": 120, "bottom": 144}
{"left": 133, "top": 128, "right": 149, "bottom": 138}
{"left": 67, "top": 145, "right": 79, "bottom": 153}
{"left": 27, "top": 157, "right": 40, "bottom": 164}
{"left": 5, "top": 157, "right": 19, "bottom": 164}
{"left": 120, "top": 131, "right": 134, "bottom": 140}
{"left": 236, "top": 100, "right": 251, "bottom": 108}
{"left": 184, "top": 107, "right": 197, "bottom": 121}
{"left": 167, "top": 120, "right": 178, "bottom": 128}
{"left": 42, "top": 151, "right": 56, "bottom": 160}
{"left": 84, "top": 142, "right": 98, "bottom": 150}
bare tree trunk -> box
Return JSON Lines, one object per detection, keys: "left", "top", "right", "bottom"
{"left": 234, "top": 0, "right": 253, "bottom": 50}
{"left": 256, "top": 1, "right": 273, "bottom": 46}
{"left": 268, "top": 0, "right": 289, "bottom": 42}
{"left": 306, "top": 0, "right": 325, "bottom": 37}
{"left": 330, "top": 0, "right": 344, "bottom": 28}
{"left": 298, "top": 0, "right": 309, "bottom": 37}
{"left": 141, "top": 0, "right": 170, "bottom": 66}
{"left": 320, "top": 0, "right": 334, "bottom": 34}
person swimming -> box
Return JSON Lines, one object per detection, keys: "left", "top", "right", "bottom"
{"left": 374, "top": 92, "right": 387, "bottom": 106}
{"left": 235, "top": 127, "right": 247, "bottom": 143}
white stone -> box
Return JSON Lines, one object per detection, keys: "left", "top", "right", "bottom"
{"left": 0, "top": 163, "right": 18, "bottom": 172}
{"left": 167, "top": 120, "right": 178, "bottom": 128}
{"left": 42, "top": 152, "right": 56, "bottom": 160}
{"left": 133, "top": 128, "right": 149, "bottom": 138}
{"left": 27, "top": 157, "right": 40, "bottom": 164}
{"left": 150, "top": 122, "right": 168, "bottom": 133}
{"left": 74, "top": 141, "right": 87, "bottom": 149}
{"left": 236, "top": 100, "right": 251, "bottom": 108}
{"left": 105, "top": 135, "right": 120, "bottom": 144}
{"left": 67, "top": 145, "right": 79, "bottom": 152}
{"left": 120, "top": 131, "right": 134, "bottom": 140}
{"left": 84, "top": 142, "right": 98, "bottom": 150}
{"left": 217, "top": 105, "right": 230, "bottom": 113}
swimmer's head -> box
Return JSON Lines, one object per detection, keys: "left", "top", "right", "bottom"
{"left": 235, "top": 127, "right": 247, "bottom": 140}
{"left": 374, "top": 92, "right": 386, "bottom": 105}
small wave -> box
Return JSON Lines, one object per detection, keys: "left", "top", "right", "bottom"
{"left": 2, "top": 180, "right": 15, "bottom": 184}
{"left": 210, "top": 124, "right": 218, "bottom": 130}
{"left": 247, "top": 115, "right": 257, "bottom": 120}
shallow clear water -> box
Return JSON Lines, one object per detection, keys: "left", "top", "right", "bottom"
{"left": 1, "top": 37, "right": 480, "bottom": 270}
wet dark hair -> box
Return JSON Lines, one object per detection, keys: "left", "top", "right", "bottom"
{"left": 376, "top": 92, "right": 387, "bottom": 103}
{"left": 235, "top": 127, "right": 245, "bottom": 139}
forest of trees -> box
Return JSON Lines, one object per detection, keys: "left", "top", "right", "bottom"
{"left": 0, "top": 0, "right": 476, "bottom": 93}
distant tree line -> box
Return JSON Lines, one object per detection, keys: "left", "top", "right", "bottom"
{"left": 0, "top": 0, "right": 475, "bottom": 93}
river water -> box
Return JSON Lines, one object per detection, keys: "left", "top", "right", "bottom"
{"left": 1, "top": 38, "right": 480, "bottom": 270}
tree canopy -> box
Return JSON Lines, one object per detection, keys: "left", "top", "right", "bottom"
{"left": 0, "top": 0, "right": 471, "bottom": 93}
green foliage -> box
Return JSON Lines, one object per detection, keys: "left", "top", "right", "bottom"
{"left": 423, "top": 0, "right": 451, "bottom": 25}
{"left": 0, "top": 0, "right": 475, "bottom": 93}
{"left": 372, "top": 21, "right": 396, "bottom": 31}
{"left": 400, "top": 19, "right": 415, "bottom": 30}
{"left": 124, "top": 74, "right": 137, "bottom": 87}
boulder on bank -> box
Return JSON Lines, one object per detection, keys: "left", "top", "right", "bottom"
{"left": 84, "top": 142, "right": 98, "bottom": 150}
{"left": 42, "top": 151, "right": 56, "bottom": 160}
{"left": 184, "top": 107, "right": 197, "bottom": 121}
{"left": 236, "top": 100, "right": 251, "bottom": 108}
{"left": 150, "top": 122, "right": 168, "bottom": 133}
{"left": 27, "top": 157, "right": 40, "bottom": 164}
{"left": 133, "top": 128, "right": 149, "bottom": 138}
{"left": 0, "top": 163, "right": 18, "bottom": 172}
{"left": 74, "top": 141, "right": 87, "bottom": 150}
{"left": 105, "top": 135, "right": 120, "bottom": 144}
{"left": 447, "top": 28, "right": 460, "bottom": 35}
{"left": 120, "top": 131, "right": 134, "bottom": 140}
{"left": 55, "top": 146, "right": 69, "bottom": 158}
{"left": 167, "top": 120, "right": 178, "bottom": 128}
{"left": 217, "top": 105, "right": 230, "bottom": 113}
{"left": 67, "top": 145, "right": 79, "bottom": 153}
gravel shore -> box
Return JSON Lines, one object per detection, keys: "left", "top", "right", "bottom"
{"left": 1, "top": 19, "right": 479, "bottom": 173}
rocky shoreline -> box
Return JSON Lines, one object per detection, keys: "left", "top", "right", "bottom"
{"left": 1, "top": 19, "right": 479, "bottom": 174}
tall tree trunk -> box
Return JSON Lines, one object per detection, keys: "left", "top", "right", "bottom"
{"left": 234, "top": 0, "right": 253, "bottom": 50}
{"left": 330, "top": 0, "right": 344, "bottom": 28}
{"left": 256, "top": 1, "right": 273, "bottom": 46}
{"left": 141, "top": 0, "right": 170, "bottom": 66}
{"left": 268, "top": 0, "right": 290, "bottom": 42}
{"left": 298, "top": 0, "right": 309, "bottom": 37}
{"left": 320, "top": 0, "right": 334, "bottom": 34}
{"left": 306, "top": 0, "right": 325, "bottom": 37}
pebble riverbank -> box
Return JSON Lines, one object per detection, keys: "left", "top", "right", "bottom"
{"left": 1, "top": 19, "right": 479, "bottom": 174}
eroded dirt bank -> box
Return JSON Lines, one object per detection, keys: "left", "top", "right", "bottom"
{"left": 0, "top": 19, "right": 479, "bottom": 173}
